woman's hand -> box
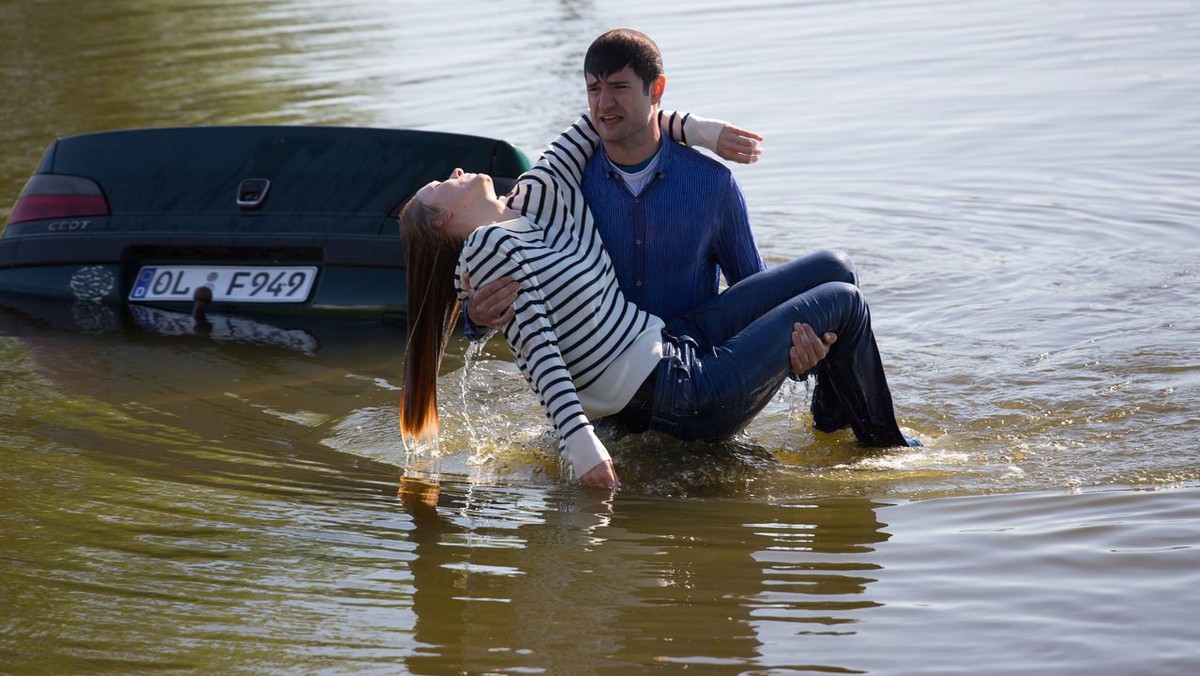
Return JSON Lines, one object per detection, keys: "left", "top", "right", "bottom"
{"left": 578, "top": 459, "right": 621, "bottom": 490}
{"left": 715, "top": 124, "right": 764, "bottom": 165}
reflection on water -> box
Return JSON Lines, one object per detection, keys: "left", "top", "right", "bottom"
{"left": 3, "top": 0, "right": 1200, "bottom": 672}
{"left": 398, "top": 476, "right": 893, "bottom": 673}
{"left": 128, "top": 305, "right": 321, "bottom": 354}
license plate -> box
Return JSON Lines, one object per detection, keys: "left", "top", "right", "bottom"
{"left": 128, "top": 265, "right": 318, "bottom": 303}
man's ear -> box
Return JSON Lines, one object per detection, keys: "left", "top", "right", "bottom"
{"left": 650, "top": 75, "right": 666, "bottom": 105}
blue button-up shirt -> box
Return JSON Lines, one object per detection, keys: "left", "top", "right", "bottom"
{"left": 582, "top": 135, "right": 764, "bottom": 321}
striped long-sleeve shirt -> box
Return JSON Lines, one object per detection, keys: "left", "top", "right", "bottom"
{"left": 454, "top": 112, "right": 728, "bottom": 477}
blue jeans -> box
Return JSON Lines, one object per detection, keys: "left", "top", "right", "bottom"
{"left": 620, "top": 250, "right": 907, "bottom": 447}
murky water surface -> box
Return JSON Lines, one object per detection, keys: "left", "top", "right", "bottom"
{"left": 2, "top": 0, "right": 1198, "bottom": 673}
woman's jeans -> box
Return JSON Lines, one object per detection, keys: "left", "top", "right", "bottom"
{"left": 618, "top": 250, "right": 908, "bottom": 447}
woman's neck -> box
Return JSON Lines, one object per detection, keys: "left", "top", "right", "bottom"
{"left": 449, "top": 198, "right": 516, "bottom": 240}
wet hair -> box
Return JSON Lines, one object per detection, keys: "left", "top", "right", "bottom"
{"left": 397, "top": 196, "right": 462, "bottom": 440}
{"left": 584, "top": 28, "right": 663, "bottom": 93}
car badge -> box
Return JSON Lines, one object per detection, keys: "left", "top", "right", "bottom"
{"left": 236, "top": 178, "right": 270, "bottom": 209}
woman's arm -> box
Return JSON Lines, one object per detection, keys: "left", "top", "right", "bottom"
{"left": 506, "top": 111, "right": 763, "bottom": 228}
{"left": 659, "top": 110, "right": 764, "bottom": 164}
{"left": 505, "top": 115, "right": 600, "bottom": 228}
{"left": 457, "top": 225, "right": 613, "bottom": 482}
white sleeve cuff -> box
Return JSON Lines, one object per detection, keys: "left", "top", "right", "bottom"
{"left": 561, "top": 425, "right": 611, "bottom": 479}
{"left": 682, "top": 113, "right": 727, "bottom": 153}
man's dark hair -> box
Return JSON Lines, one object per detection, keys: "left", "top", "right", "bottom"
{"left": 584, "top": 29, "right": 663, "bottom": 93}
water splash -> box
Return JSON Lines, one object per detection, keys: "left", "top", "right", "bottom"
{"left": 400, "top": 419, "right": 442, "bottom": 484}
{"left": 784, "top": 376, "right": 813, "bottom": 435}
{"left": 458, "top": 340, "right": 487, "bottom": 449}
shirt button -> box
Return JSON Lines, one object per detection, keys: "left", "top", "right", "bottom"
{"left": 636, "top": 239, "right": 642, "bottom": 245}
{"left": 636, "top": 281, "right": 643, "bottom": 287}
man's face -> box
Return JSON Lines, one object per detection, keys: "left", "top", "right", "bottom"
{"left": 586, "top": 66, "right": 661, "bottom": 148}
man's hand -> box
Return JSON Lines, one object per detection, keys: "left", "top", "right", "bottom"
{"left": 715, "top": 124, "right": 764, "bottom": 165}
{"left": 790, "top": 322, "right": 836, "bottom": 376}
{"left": 465, "top": 274, "right": 518, "bottom": 329}
{"left": 578, "top": 459, "right": 621, "bottom": 490}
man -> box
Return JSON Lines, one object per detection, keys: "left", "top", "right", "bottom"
{"left": 467, "top": 28, "right": 840, "bottom": 375}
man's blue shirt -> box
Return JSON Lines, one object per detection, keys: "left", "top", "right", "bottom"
{"left": 582, "top": 135, "right": 764, "bottom": 321}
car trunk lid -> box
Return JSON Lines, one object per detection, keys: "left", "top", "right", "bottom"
{"left": 32, "top": 125, "right": 529, "bottom": 235}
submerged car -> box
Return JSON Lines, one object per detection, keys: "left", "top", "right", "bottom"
{"left": 0, "top": 125, "right": 530, "bottom": 327}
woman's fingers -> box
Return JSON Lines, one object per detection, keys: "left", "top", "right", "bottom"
{"left": 716, "top": 124, "right": 765, "bottom": 164}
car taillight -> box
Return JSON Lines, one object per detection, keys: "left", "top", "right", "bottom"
{"left": 6, "top": 174, "right": 110, "bottom": 225}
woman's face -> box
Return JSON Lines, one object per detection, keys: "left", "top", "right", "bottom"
{"left": 414, "top": 168, "right": 494, "bottom": 215}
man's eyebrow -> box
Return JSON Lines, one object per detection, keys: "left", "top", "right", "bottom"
{"left": 589, "top": 80, "right": 633, "bottom": 90}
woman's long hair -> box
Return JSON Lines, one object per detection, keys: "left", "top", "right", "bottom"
{"left": 398, "top": 197, "right": 462, "bottom": 440}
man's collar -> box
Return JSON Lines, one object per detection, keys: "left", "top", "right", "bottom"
{"left": 598, "top": 135, "right": 677, "bottom": 176}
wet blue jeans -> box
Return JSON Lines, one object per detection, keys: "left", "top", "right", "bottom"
{"left": 618, "top": 250, "right": 908, "bottom": 447}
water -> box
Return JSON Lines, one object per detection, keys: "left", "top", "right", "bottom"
{"left": 2, "top": 0, "right": 1199, "bottom": 673}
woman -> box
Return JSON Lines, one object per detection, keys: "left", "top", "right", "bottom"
{"left": 399, "top": 111, "right": 915, "bottom": 489}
